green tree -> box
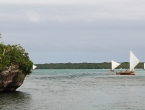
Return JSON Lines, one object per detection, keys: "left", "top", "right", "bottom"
{"left": 0, "top": 43, "right": 33, "bottom": 74}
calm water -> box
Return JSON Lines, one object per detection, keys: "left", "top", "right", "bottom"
{"left": 0, "top": 69, "right": 145, "bottom": 110}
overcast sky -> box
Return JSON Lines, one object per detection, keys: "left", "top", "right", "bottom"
{"left": 0, "top": 0, "right": 145, "bottom": 63}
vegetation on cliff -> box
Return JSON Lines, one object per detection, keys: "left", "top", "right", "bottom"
{"left": 0, "top": 43, "right": 33, "bottom": 74}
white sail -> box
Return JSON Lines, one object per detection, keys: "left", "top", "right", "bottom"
{"left": 33, "top": 65, "right": 37, "bottom": 70}
{"left": 144, "top": 63, "right": 145, "bottom": 70}
{"left": 111, "top": 60, "right": 120, "bottom": 70}
{"left": 130, "top": 50, "right": 140, "bottom": 71}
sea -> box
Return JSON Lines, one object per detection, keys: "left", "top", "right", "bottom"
{"left": 0, "top": 69, "right": 145, "bottom": 110}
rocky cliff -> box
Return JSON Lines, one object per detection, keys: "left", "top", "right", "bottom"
{"left": 0, "top": 65, "right": 27, "bottom": 92}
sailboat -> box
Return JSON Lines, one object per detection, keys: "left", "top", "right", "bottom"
{"left": 116, "top": 50, "right": 140, "bottom": 75}
{"left": 144, "top": 63, "right": 145, "bottom": 70}
{"left": 110, "top": 60, "right": 121, "bottom": 72}
{"left": 33, "top": 65, "right": 37, "bottom": 70}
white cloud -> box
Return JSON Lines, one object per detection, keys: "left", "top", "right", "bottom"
{"left": 25, "top": 10, "right": 43, "bottom": 22}
{"left": 0, "top": 9, "right": 43, "bottom": 23}
{"left": 1, "top": 0, "right": 145, "bottom": 21}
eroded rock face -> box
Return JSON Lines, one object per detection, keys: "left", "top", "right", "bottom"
{"left": 0, "top": 65, "right": 26, "bottom": 92}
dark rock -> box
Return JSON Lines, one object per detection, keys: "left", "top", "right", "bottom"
{"left": 0, "top": 65, "right": 26, "bottom": 92}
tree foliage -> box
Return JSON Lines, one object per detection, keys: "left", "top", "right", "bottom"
{"left": 0, "top": 43, "right": 33, "bottom": 74}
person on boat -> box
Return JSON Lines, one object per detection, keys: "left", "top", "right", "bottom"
{"left": 125, "top": 69, "right": 129, "bottom": 73}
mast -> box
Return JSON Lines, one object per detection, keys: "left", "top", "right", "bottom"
{"left": 111, "top": 60, "right": 120, "bottom": 71}
{"left": 129, "top": 50, "right": 140, "bottom": 72}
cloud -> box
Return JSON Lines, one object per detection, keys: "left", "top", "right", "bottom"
{"left": 1, "top": 0, "right": 145, "bottom": 63}
{"left": 1, "top": 0, "right": 145, "bottom": 23}
{"left": 25, "top": 10, "right": 43, "bottom": 22}
{"left": 0, "top": 0, "right": 100, "bottom": 5}
{"left": 0, "top": 8, "right": 43, "bottom": 23}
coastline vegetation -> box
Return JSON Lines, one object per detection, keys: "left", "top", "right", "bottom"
{"left": 35, "top": 62, "right": 144, "bottom": 69}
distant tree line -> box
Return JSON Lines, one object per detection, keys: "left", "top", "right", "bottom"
{"left": 35, "top": 62, "right": 144, "bottom": 69}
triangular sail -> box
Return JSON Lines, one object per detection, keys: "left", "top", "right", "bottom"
{"left": 130, "top": 51, "right": 140, "bottom": 71}
{"left": 33, "top": 65, "right": 37, "bottom": 70}
{"left": 144, "top": 63, "right": 145, "bottom": 70}
{"left": 111, "top": 60, "right": 120, "bottom": 70}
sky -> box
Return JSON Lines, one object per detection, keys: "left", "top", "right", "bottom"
{"left": 0, "top": 0, "right": 145, "bottom": 64}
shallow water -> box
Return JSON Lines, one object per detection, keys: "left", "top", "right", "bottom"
{"left": 0, "top": 69, "right": 145, "bottom": 110}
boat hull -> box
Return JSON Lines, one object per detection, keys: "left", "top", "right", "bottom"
{"left": 116, "top": 72, "right": 135, "bottom": 75}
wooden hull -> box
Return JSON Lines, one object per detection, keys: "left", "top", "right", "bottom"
{"left": 116, "top": 71, "right": 135, "bottom": 75}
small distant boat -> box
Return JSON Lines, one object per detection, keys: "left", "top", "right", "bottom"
{"left": 33, "top": 65, "right": 37, "bottom": 70}
{"left": 110, "top": 60, "right": 121, "bottom": 72}
{"left": 116, "top": 50, "right": 140, "bottom": 75}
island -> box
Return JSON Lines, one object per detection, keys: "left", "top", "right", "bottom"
{"left": 0, "top": 43, "right": 33, "bottom": 92}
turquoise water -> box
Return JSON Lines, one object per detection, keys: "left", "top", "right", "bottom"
{"left": 0, "top": 69, "right": 145, "bottom": 110}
